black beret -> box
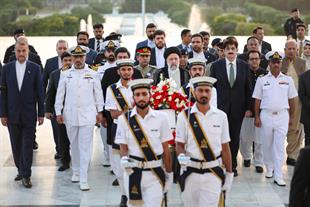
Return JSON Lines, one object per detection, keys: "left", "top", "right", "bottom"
{"left": 211, "top": 38, "right": 222, "bottom": 47}
{"left": 164, "top": 46, "right": 181, "bottom": 59}
{"left": 180, "top": 49, "right": 188, "bottom": 56}
{"left": 14, "top": 28, "right": 24, "bottom": 35}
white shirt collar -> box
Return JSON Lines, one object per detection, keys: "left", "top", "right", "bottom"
{"left": 266, "top": 71, "right": 285, "bottom": 78}
{"left": 116, "top": 79, "right": 129, "bottom": 89}
{"left": 225, "top": 57, "right": 237, "bottom": 66}
{"left": 190, "top": 103, "right": 217, "bottom": 114}
{"left": 130, "top": 106, "right": 156, "bottom": 118}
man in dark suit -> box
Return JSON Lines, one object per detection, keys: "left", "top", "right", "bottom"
{"left": 299, "top": 69, "right": 310, "bottom": 146}
{"left": 176, "top": 29, "right": 192, "bottom": 53}
{"left": 135, "top": 23, "right": 157, "bottom": 58}
{"left": 243, "top": 27, "right": 272, "bottom": 55}
{"left": 45, "top": 52, "right": 72, "bottom": 171}
{"left": 77, "top": 31, "right": 97, "bottom": 65}
{"left": 210, "top": 37, "right": 252, "bottom": 176}
{"left": 150, "top": 29, "right": 167, "bottom": 69}
{"left": 238, "top": 36, "right": 268, "bottom": 69}
{"left": 188, "top": 33, "right": 217, "bottom": 65}
{"left": 88, "top": 23, "right": 104, "bottom": 52}
{"left": 3, "top": 28, "right": 38, "bottom": 64}
{"left": 284, "top": 8, "right": 304, "bottom": 40}
{"left": 289, "top": 146, "right": 310, "bottom": 207}
{"left": 0, "top": 36, "right": 44, "bottom": 188}
{"left": 154, "top": 46, "right": 189, "bottom": 87}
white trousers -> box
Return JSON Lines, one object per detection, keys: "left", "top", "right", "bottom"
{"left": 124, "top": 171, "right": 163, "bottom": 207}
{"left": 181, "top": 173, "right": 222, "bottom": 207}
{"left": 240, "top": 117, "right": 264, "bottom": 166}
{"left": 66, "top": 125, "right": 94, "bottom": 183}
{"left": 260, "top": 110, "right": 289, "bottom": 180}
{"left": 99, "top": 125, "right": 110, "bottom": 164}
{"left": 111, "top": 150, "right": 126, "bottom": 195}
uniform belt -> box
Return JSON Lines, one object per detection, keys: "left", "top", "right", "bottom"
{"left": 187, "top": 157, "right": 222, "bottom": 169}
{"left": 262, "top": 109, "right": 288, "bottom": 115}
{"left": 129, "top": 155, "right": 163, "bottom": 170}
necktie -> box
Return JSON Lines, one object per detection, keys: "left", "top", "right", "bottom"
{"left": 299, "top": 41, "right": 303, "bottom": 57}
{"left": 96, "top": 40, "right": 100, "bottom": 52}
{"left": 229, "top": 63, "right": 235, "bottom": 87}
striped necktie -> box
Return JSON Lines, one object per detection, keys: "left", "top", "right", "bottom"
{"left": 96, "top": 40, "right": 100, "bottom": 52}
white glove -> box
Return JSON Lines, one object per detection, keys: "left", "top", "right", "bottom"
{"left": 177, "top": 153, "right": 190, "bottom": 166}
{"left": 222, "top": 172, "right": 234, "bottom": 192}
{"left": 120, "top": 156, "right": 136, "bottom": 170}
{"left": 164, "top": 172, "right": 173, "bottom": 193}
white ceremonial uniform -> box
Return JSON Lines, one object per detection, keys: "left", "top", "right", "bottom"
{"left": 55, "top": 65, "right": 104, "bottom": 183}
{"left": 115, "top": 107, "right": 173, "bottom": 207}
{"left": 179, "top": 83, "right": 218, "bottom": 108}
{"left": 239, "top": 117, "right": 263, "bottom": 166}
{"left": 105, "top": 79, "right": 133, "bottom": 195}
{"left": 252, "top": 72, "right": 298, "bottom": 180}
{"left": 175, "top": 103, "right": 230, "bottom": 207}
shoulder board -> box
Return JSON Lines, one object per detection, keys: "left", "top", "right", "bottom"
{"left": 89, "top": 64, "right": 101, "bottom": 71}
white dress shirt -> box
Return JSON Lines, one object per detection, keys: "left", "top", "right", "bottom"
{"left": 15, "top": 61, "right": 26, "bottom": 91}
{"left": 155, "top": 47, "right": 165, "bottom": 69}
{"left": 58, "top": 56, "right": 63, "bottom": 69}
{"left": 225, "top": 58, "right": 237, "bottom": 81}
{"left": 193, "top": 51, "right": 206, "bottom": 61}
{"left": 148, "top": 39, "right": 155, "bottom": 48}
{"left": 168, "top": 68, "right": 181, "bottom": 89}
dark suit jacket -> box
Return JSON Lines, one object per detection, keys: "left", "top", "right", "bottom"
{"left": 45, "top": 69, "right": 61, "bottom": 114}
{"left": 150, "top": 47, "right": 167, "bottom": 68}
{"left": 210, "top": 58, "right": 252, "bottom": 120}
{"left": 188, "top": 51, "right": 217, "bottom": 65}
{"left": 299, "top": 70, "right": 310, "bottom": 125}
{"left": 3, "top": 44, "right": 37, "bottom": 64}
{"left": 9, "top": 52, "right": 43, "bottom": 73}
{"left": 243, "top": 41, "right": 272, "bottom": 55}
{"left": 43, "top": 56, "right": 59, "bottom": 92}
{"left": 237, "top": 53, "right": 268, "bottom": 69}
{"left": 154, "top": 67, "right": 189, "bottom": 86}
{"left": 86, "top": 48, "right": 98, "bottom": 65}
{"left": 281, "top": 57, "right": 306, "bottom": 76}
{"left": 0, "top": 61, "right": 44, "bottom": 125}
{"left": 88, "top": 38, "right": 104, "bottom": 51}
{"left": 289, "top": 146, "right": 310, "bottom": 207}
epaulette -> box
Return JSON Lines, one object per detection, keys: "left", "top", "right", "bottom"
{"left": 89, "top": 64, "right": 101, "bottom": 71}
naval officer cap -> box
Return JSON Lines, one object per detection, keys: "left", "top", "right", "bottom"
{"left": 188, "top": 58, "right": 206, "bottom": 68}
{"left": 116, "top": 59, "right": 135, "bottom": 68}
{"left": 128, "top": 79, "right": 153, "bottom": 91}
{"left": 69, "top": 45, "right": 89, "bottom": 56}
{"left": 101, "top": 40, "right": 120, "bottom": 50}
{"left": 190, "top": 76, "right": 217, "bottom": 88}
{"left": 265, "top": 51, "right": 284, "bottom": 61}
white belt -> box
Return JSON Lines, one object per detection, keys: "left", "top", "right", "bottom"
{"left": 262, "top": 109, "right": 288, "bottom": 115}
{"left": 187, "top": 158, "right": 222, "bottom": 169}
{"left": 132, "top": 159, "right": 163, "bottom": 169}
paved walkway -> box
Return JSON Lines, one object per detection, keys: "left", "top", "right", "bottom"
{"left": 0, "top": 122, "right": 292, "bottom": 206}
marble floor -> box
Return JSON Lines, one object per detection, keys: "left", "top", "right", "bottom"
{"left": 0, "top": 122, "right": 293, "bottom": 207}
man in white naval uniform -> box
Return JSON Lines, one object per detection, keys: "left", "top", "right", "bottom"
{"left": 115, "top": 79, "right": 173, "bottom": 207}
{"left": 55, "top": 45, "right": 104, "bottom": 191}
{"left": 179, "top": 57, "right": 217, "bottom": 107}
{"left": 253, "top": 51, "right": 298, "bottom": 186}
{"left": 176, "top": 76, "right": 233, "bottom": 207}
{"left": 105, "top": 59, "right": 135, "bottom": 206}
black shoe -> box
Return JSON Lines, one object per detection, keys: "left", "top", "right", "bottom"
{"left": 286, "top": 158, "right": 296, "bottom": 166}
{"left": 255, "top": 166, "right": 264, "bottom": 173}
{"left": 119, "top": 195, "right": 128, "bottom": 207}
{"left": 243, "top": 160, "right": 251, "bottom": 167}
{"left": 233, "top": 168, "right": 238, "bottom": 177}
{"left": 14, "top": 174, "right": 22, "bottom": 181}
{"left": 22, "top": 178, "right": 32, "bottom": 188}
{"left": 112, "top": 179, "right": 119, "bottom": 186}
{"left": 58, "top": 164, "right": 70, "bottom": 171}
{"left": 33, "top": 141, "right": 38, "bottom": 150}
{"left": 54, "top": 153, "right": 62, "bottom": 160}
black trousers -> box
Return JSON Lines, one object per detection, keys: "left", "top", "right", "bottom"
{"left": 8, "top": 122, "right": 36, "bottom": 178}
{"left": 304, "top": 124, "right": 310, "bottom": 147}
{"left": 51, "top": 117, "right": 60, "bottom": 153}
{"left": 58, "top": 123, "right": 71, "bottom": 165}
{"left": 228, "top": 115, "right": 243, "bottom": 170}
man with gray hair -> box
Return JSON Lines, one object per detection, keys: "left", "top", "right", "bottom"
{"left": 281, "top": 39, "right": 306, "bottom": 166}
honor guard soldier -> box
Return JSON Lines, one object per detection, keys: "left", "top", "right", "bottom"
{"left": 115, "top": 79, "right": 173, "bottom": 207}
{"left": 134, "top": 46, "right": 158, "bottom": 79}
{"left": 176, "top": 76, "right": 233, "bottom": 207}
{"left": 55, "top": 45, "right": 104, "bottom": 191}
{"left": 179, "top": 58, "right": 217, "bottom": 107}
{"left": 253, "top": 51, "right": 298, "bottom": 186}
{"left": 105, "top": 58, "right": 135, "bottom": 206}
